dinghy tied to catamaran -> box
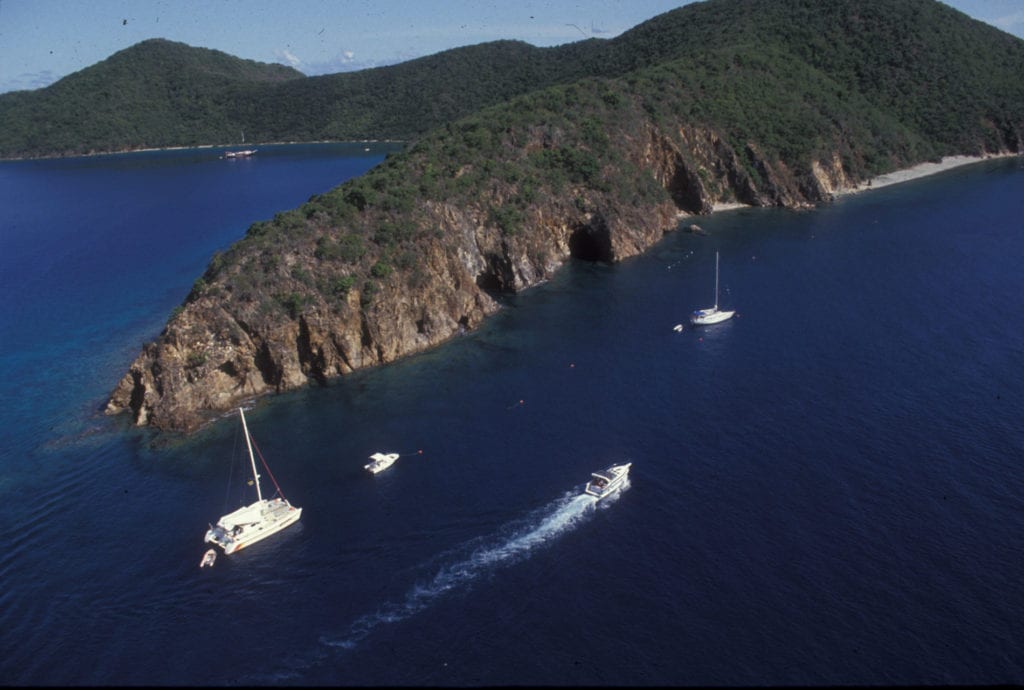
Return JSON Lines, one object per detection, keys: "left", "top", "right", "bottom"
{"left": 199, "top": 548, "right": 217, "bottom": 568}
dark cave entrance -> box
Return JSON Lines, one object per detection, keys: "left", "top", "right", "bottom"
{"left": 476, "top": 253, "right": 514, "bottom": 295}
{"left": 568, "top": 222, "right": 612, "bottom": 262}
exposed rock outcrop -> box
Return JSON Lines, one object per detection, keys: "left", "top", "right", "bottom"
{"left": 106, "top": 197, "right": 679, "bottom": 431}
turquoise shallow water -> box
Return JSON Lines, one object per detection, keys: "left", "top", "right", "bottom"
{"left": 1, "top": 149, "right": 1022, "bottom": 685}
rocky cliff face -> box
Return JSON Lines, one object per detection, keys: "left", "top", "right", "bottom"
{"left": 102, "top": 118, "right": 888, "bottom": 433}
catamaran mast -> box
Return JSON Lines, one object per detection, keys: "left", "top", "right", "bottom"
{"left": 239, "top": 407, "right": 263, "bottom": 502}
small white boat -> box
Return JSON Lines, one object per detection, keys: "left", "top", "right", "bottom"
{"left": 223, "top": 148, "right": 257, "bottom": 159}
{"left": 204, "top": 408, "right": 302, "bottom": 555}
{"left": 365, "top": 452, "right": 399, "bottom": 474}
{"left": 690, "top": 251, "right": 735, "bottom": 325}
{"left": 584, "top": 462, "right": 632, "bottom": 499}
{"left": 199, "top": 548, "right": 217, "bottom": 568}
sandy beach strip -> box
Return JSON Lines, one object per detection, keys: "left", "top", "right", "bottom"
{"left": 835, "top": 152, "right": 1018, "bottom": 196}
{"left": 683, "top": 152, "right": 1018, "bottom": 216}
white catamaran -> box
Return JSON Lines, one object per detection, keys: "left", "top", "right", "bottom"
{"left": 204, "top": 408, "right": 302, "bottom": 555}
{"left": 690, "top": 250, "right": 735, "bottom": 325}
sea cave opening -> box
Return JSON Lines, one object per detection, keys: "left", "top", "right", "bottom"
{"left": 568, "top": 223, "right": 612, "bottom": 262}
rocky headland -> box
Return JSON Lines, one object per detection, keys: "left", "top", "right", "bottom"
{"left": 104, "top": 115, "right": 867, "bottom": 432}
{"left": 104, "top": 94, "right": 1020, "bottom": 433}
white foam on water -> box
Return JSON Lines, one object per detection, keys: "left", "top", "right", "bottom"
{"left": 324, "top": 485, "right": 628, "bottom": 650}
{"left": 245, "top": 482, "right": 629, "bottom": 682}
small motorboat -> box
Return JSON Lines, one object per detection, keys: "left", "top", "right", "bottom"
{"left": 584, "top": 462, "right": 632, "bottom": 499}
{"left": 365, "top": 452, "right": 399, "bottom": 474}
{"left": 200, "top": 548, "right": 217, "bottom": 568}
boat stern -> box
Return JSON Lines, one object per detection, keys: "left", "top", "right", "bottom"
{"left": 204, "top": 525, "right": 238, "bottom": 554}
{"left": 584, "top": 463, "right": 632, "bottom": 498}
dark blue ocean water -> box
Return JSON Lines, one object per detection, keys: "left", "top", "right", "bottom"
{"left": 1, "top": 146, "right": 1022, "bottom": 686}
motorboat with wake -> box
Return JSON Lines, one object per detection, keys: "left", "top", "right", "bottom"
{"left": 584, "top": 462, "right": 632, "bottom": 499}
{"left": 365, "top": 452, "right": 399, "bottom": 474}
{"left": 204, "top": 407, "right": 302, "bottom": 555}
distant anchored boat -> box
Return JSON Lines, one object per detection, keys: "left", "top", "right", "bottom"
{"left": 223, "top": 148, "right": 257, "bottom": 159}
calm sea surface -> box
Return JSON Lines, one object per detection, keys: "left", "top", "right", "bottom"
{"left": 1, "top": 146, "right": 1022, "bottom": 686}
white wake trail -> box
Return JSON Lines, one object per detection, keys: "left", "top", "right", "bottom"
{"left": 246, "top": 482, "right": 628, "bottom": 682}
{"left": 324, "top": 484, "right": 627, "bottom": 651}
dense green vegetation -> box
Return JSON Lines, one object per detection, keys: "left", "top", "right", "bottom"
{"left": 189, "top": 22, "right": 1023, "bottom": 323}
{"left": 0, "top": 39, "right": 302, "bottom": 157}
{"left": 3, "top": 0, "right": 1022, "bottom": 161}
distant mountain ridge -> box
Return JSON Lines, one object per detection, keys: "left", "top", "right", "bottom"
{"left": 0, "top": 39, "right": 303, "bottom": 158}
{"left": 7, "top": 0, "right": 1022, "bottom": 160}
{"left": 87, "top": 0, "right": 1023, "bottom": 432}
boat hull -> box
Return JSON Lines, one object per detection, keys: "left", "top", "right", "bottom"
{"left": 205, "top": 498, "right": 302, "bottom": 555}
{"left": 584, "top": 462, "right": 632, "bottom": 499}
{"left": 690, "top": 308, "right": 734, "bottom": 325}
{"left": 689, "top": 252, "right": 734, "bottom": 326}
{"left": 364, "top": 452, "right": 399, "bottom": 474}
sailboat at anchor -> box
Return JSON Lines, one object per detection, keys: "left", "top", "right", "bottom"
{"left": 222, "top": 130, "right": 257, "bottom": 158}
{"left": 204, "top": 407, "right": 302, "bottom": 555}
{"left": 689, "top": 251, "right": 735, "bottom": 325}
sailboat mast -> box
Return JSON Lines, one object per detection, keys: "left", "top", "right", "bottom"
{"left": 714, "top": 251, "right": 720, "bottom": 309}
{"left": 239, "top": 407, "right": 263, "bottom": 502}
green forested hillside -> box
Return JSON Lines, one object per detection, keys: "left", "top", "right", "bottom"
{"left": 3, "top": 0, "right": 1023, "bottom": 161}
{"left": 196, "top": 0, "right": 1024, "bottom": 326}
{"left": 0, "top": 39, "right": 303, "bottom": 156}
